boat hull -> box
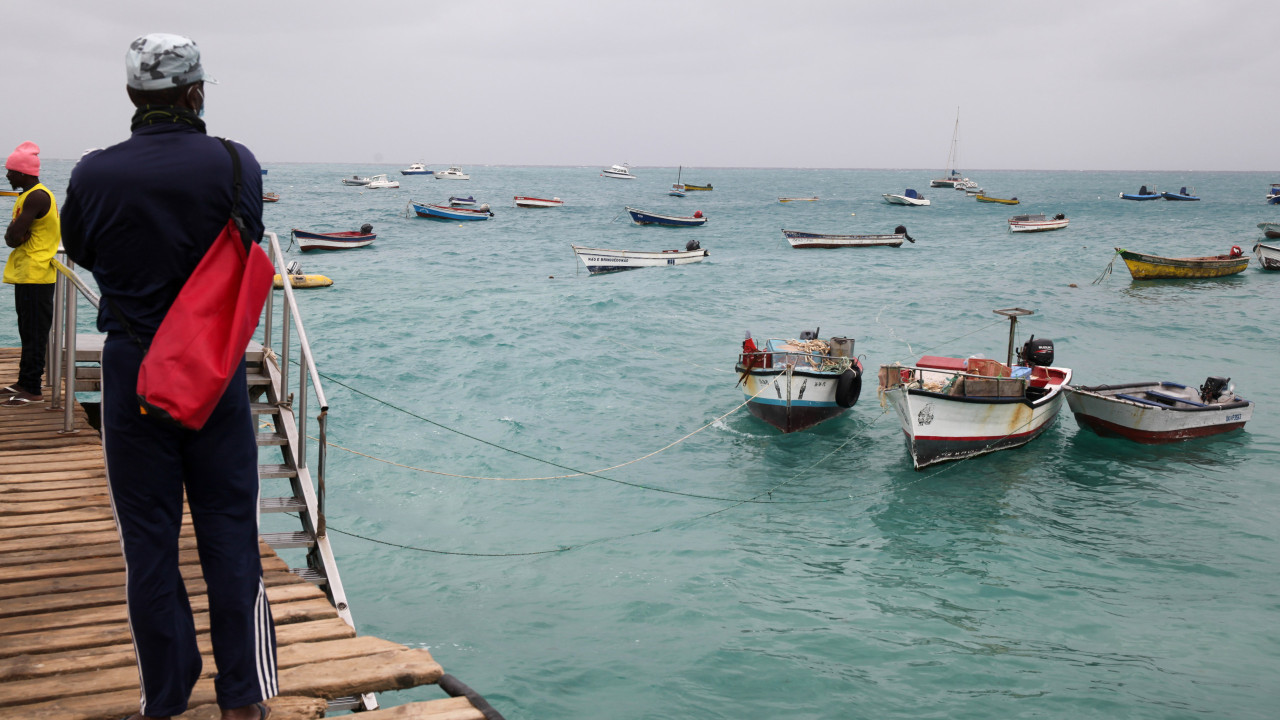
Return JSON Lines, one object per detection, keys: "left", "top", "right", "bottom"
{"left": 273, "top": 273, "right": 333, "bottom": 289}
{"left": 1161, "top": 192, "right": 1200, "bottom": 201}
{"left": 1066, "top": 383, "right": 1251, "bottom": 443}
{"left": 514, "top": 196, "right": 563, "bottom": 208}
{"left": 782, "top": 229, "right": 904, "bottom": 248}
{"left": 975, "top": 195, "right": 1019, "bottom": 205}
{"left": 1254, "top": 241, "right": 1280, "bottom": 270}
{"left": 737, "top": 363, "right": 861, "bottom": 433}
{"left": 882, "top": 194, "right": 930, "bottom": 206}
{"left": 683, "top": 184, "right": 712, "bottom": 191}
{"left": 1119, "top": 193, "right": 1162, "bottom": 200}
{"left": 601, "top": 171, "right": 636, "bottom": 179}
{"left": 625, "top": 207, "right": 707, "bottom": 227}
{"left": 1257, "top": 222, "right": 1280, "bottom": 240}
{"left": 778, "top": 197, "right": 819, "bottom": 203}
{"left": 1009, "top": 218, "right": 1069, "bottom": 233}
{"left": 291, "top": 230, "right": 375, "bottom": 252}
{"left": 411, "top": 203, "right": 491, "bottom": 221}
{"left": 1118, "top": 249, "right": 1249, "bottom": 279}
{"left": 571, "top": 245, "right": 709, "bottom": 274}
{"left": 883, "top": 382, "right": 1067, "bottom": 469}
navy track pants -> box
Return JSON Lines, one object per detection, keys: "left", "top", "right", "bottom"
{"left": 13, "top": 282, "right": 54, "bottom": 394}
{"left": 101, "top": 335, "right": 278, "bottom": 716}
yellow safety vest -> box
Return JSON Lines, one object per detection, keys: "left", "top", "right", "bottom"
{"left": 4, "top": 182, "right": 61, "bottom": 285}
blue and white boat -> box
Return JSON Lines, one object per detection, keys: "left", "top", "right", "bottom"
{"left": 1161, "top": 186, "right": 1200, "bottom": 201}
{"left": 882, "top": 189, "right": 930, "bottom": 206}
{"left": 735, "top": 330, "right": 864, "bottom": 433}
{"left": 1120, "top": 185, "right": 1162, "bottom": 200}
{"left": 625, "top": 206, "right": 707, "bottom": 227}
{"left": 669, "top": 166, "right": 687, "bottom": 197}
{"left": 1267, "top": 183, "right": 1280, "bottom": 205}
{"left": 409, "top": 201, "right": 493, "bottom": 221}
{"left": 401, "top": 163, "right": 432, "bottom": 175}
{"left": 449, "top": 195, "right": 477, "bottom": 206}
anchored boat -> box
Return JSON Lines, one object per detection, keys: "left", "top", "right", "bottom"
{"left": 571, "top": 240, "right": 708, "bottom": 274}
{"left": 1253, "top": 241, "right": 1280, "bottom": 270}
{"left": 1065, "top": 377, "right": 1252, "bottom": 443}
{"left": 1116, "top": 247, "right": 1249, "bottom": 279}
{"left": 781, "top": 225, "right": 913, "bottom": 249}
{"left": 1119, "top": 185, "right": 1162, "bottom": 200}
{"left": 882, "top": 189, "right": 930, "bottom": 206}
{"left": 778, "top": 196, "right": 819, "bottom": 203}
{"left": 735, "top": 330, "right": 864, "bottom": 433}
{"left": 975, "top": 193, "right": 1019, "bottom": 205}
{"left": 514, "top": 195, "right": 564, "bottom": 208}
{"left": 625, "top": 206, "right": 707, "bottom": 227}
{"left": 291, "top": 225, "right": 375, "bottom": 252}
{"left": 1258, "top": 222, "right": 1280, "bottom": 239}
{"left": 877, "top": 308, "right": 1071, "bottom": 469}
{"left": 1008, "top": 213, "right": 1069, "bottom": 233}
{"left": 401, "top": 162, "right": 432, "bottom": 175}
{"left": 1161, "top": 186, "right": 1200, "bottom": 201}
{"left": 273, "top": 261, "right": 333, "bottom": 289}
{"left": 601, "top": 164, "right": 636, "bottom": 179}
{"left": 410, "top": 201, "right": 493, "bottom": 221}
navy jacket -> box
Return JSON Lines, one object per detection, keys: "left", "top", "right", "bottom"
{"left": 62, "top": 120, "right": 264, "bottom": 336}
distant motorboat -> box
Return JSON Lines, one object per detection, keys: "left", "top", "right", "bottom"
{"left": 601, "top": 164, "right": 636, "bottom": 179}
{"left": 401, "top": 162, "right": 432, "bottom": 175}
{"left": 341, "top": 175, "right": 371, "bottom": 186}
{"left": 449, "top": 195, "right": 477, "bottom": 206}
{"left": 782, "top": 225, "right": 914, "bottom": 249}
{"left": 1161, "top": 186, "right": 1200, "bottom": 201}
{"left": 365, "top": 174, "right": 400, "bottom": 189}
{"left": 434, "top": 166, "right": 470, "bottom": 180}
{"left": 1266, "top": 183, "right": 1280, "bottom": 204}
{"left": 1119, "top": 185, "right": 1161, "bottom": 200}
{"left": 262, "top": 192, "right": 280, "bottom": 203}
{"left": 882, "top": 189, "right": 930, "bottom": 206}
{"left": 778, "top": 196, "right": 819, "bottom": 203}
{"left": 683, "top": 183, "right": 713, "bottom": 191}
{"left": 1008, "top": 213, "right": 1068, "bottom": 233}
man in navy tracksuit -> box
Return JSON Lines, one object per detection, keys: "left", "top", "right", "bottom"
{"left": 61, "top": 34, "right": 276, "bottom": 720}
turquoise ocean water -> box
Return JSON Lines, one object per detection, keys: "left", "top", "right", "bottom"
{"left": 6, "top": 162, "right": 1279, "bottom": 719}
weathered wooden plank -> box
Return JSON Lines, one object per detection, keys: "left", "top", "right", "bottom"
{"left": 0, "top": 542, "right": 278, "bottom": 584}
{"left": 0, "top": 507, "right": 113, "bottom": 529}
{"left": 355, "top": 698, "right": 488, "bottom": 720}
{"left": 0, "top": 496, "right": 110, "bottom": 516}
{"left": 0, "top": 468, "right": 104, "bottom": 485}
{"left": 0, "top": 554, "right": 292, "bottom": 601}
{"left": 0, "top": 580, "right": 326, "bottom": 637}
{"left": 0, "top": 477, "right": 109, "bottom": 494}
{"left": 0, "top": 519, "right": 116, "bottom": 543}
{"left": 0, "top": 617, "right": 358, "bottom": 683}
{"left": 185, "top": 696, "right": 329, "bottom": 720}
{"left": 0, "top": 458, "right": 106, "bottom": 474}
{"left": 0, "top": 444, "right": 103, "bottom": 459}
{"left": 0, "top": 596, "right": 339, "bottom": 658}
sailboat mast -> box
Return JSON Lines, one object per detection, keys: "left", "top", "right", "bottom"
{"left": 945, "top": 107, "right": 961, "bottom": 174}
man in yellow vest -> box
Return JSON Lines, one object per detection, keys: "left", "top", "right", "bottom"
{"left": 3, "top": 141, "right": 60, "bottom": 405}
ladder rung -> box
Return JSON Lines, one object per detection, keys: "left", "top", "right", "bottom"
{"left": 260, "top": 496, "right": 307, "bottom": 513}
{"left": 326, "top": 697, "right": 362, "bottom": 712}
{"left": 262, "top": 531, "right": 314, "bottom": 549}
{"left": 258, "top": 463, "right": 297, "bottom": 479}
{"left": 256, "top": 432, "right": 287, "bottom": 446}
{"left": 246, "top": 372, "right": 272, "bottom": 387}
{"left": 290, "top": 566, "right": 327, "bottom": 584}
{"left": 250, "top": 402, "right": 282, "bottom": 416}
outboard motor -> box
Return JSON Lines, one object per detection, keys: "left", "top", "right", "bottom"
{"left": 799, "top": 328, "right": 819, "bottom": 341}
{"left": 1017, "top": 335, "right": 1055, "bottom": 367}
{"left": 894, "top": 225, "right": 915, "bottom": 243}
{"left": 1053, "top": 213, "right": 1066, "bottom": 220}
{"left": 1199, "top": 376, "right": 1230, "bottom": 403}
{"left": 285, "top": 260, "right": 302, "bottom": 276}
{"left": 360, "top": 223, "right": 373, "bottom": 234}
{"left": 685, "top": 238, "right": 701, "bottom": 251}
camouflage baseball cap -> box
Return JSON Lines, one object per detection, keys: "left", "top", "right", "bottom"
{"left": 125, "top": 33, "right": 218, "bottom": 91}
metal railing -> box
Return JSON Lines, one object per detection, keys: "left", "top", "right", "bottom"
{"left": 48, "top": 253, "right": 99, "bottom": 434}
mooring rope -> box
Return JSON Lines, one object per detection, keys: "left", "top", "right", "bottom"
{"left": 1093, "top": 249, "right": 1121, "bottom": 284}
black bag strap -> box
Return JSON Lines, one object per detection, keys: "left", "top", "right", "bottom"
{"left": 104, "top": 137, "right": 249, "bottom": 351}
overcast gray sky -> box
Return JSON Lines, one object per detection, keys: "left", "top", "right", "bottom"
{"left": 4, "top": 1, "right": 1277, "bottom": 171}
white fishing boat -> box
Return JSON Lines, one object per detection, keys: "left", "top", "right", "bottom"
{"left": 601, "top": 163, "right": 636, "bottom": 179}
{"left": 365, "top": 174, "right": 400, "bottom": 189}
{"left": 1065, "top": 377, "right": 1252, "bottom": 444}
{"left": 1008, "top": 213, "right": 1069, "bottom": 233}
{"left": 882, "top": 189, "right": 930, "bottom": 206}
{"left": 734, "top": 330, "right": 864, "bottom": 433}
{"left": 571, "top": 240, "right": 708, "bottom": 274}
{"left": 341, "top": 175, "right": 371, "bottom": 186}
{"left": 877, "top": 308, "right": 1071, "bottom": 469}
{"left": 1254, "top": 240, "right": 1280, "bottom": 270}
{"left": 1258, "top": 222, "right": 1280, "bottom": 239}
{"left": 781, "top": 226, "right": 914, "bottom": 249}
{"left": 929, "top": 108, "right": 976, "bottom": 188}
{"left": 434, "top": 166, "right": 470, "bottom": 180}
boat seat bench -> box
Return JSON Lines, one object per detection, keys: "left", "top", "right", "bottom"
{"left": 1144, "top": 390, "right": 1208, "bottom": 407}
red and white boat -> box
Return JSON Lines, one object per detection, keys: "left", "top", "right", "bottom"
{"left": 514, "top": 195, "right": 564, "bottom": 208}
{"left": 1065, "top": 378, "right": 1252, "bottom": 443}
{"left": 1008, "top": 213, "right": 1069, "bottom": 233}
{"left": 291, "top": 225, "right": 375, "bottom": 252}
{"left": 877, "top": 308, "right": 1071, "bottom": 469}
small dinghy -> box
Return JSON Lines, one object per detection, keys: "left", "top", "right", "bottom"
{"left": 781, "top": 225, "right": 913, "bottom": 248}
{"left": 449, "top": 195, "right": 477, "bottom": 206}
{"left": 1161, "top": 186, "right": 1200, "bottom": 201}
{"left": 1009, "top": 213, "right": 1068, "bottom": 233}
{"left": 882, "top": 188, "right": 930, "bottom": 206}
{"left": 291, "top": 224, "right": 375, "bottom": 252}
{"left": 735, "top": 330, "right": 864, "bottom": 433}
{"left": 975, "top": 193, "right": 1019, "bottom": 205}
{"left": 410, "top": 201, "right": 493, "bottom": 221}
{"left": 1065, "top": 377, "right": 1252, "bottom": 443}
{"left": 625, "top": 206, "right": 707, "bottom": 227}
{"left": 1116, "top": 246, "right": 1249, "bottom": 279}
{"left": 273, "top": 260, "right": 333, "bottom": 289}
{"left": 1253, "top": 240, "right": 1280, "bottom": 270}
{"left": 778, "top": 196, "right": 819, "bottom": 203}
{"left": 1119, "top": 185, "right": 1162, "bottom": 201}
{"left": 514, "top": 195, "right": 564, "bottom": 208}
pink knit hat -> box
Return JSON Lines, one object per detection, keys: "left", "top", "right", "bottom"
{"left": 5, "top": 142, "right": 40, "bottom": 177}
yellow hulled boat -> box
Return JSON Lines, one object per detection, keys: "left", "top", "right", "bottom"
{"left": 975, "top": 193, "right": 1019, "bottom": 205}
{"left": 273, "top": 273, "right": 334, "bottom": 289}
{"left": 1117, "top": 247, "right": 1249, "bottom": 279}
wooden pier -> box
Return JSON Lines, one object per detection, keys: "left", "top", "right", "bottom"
{"left": 0, "top": 349, "right": 490, "bottom": 720}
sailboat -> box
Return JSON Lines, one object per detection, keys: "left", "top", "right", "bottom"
{"left": 929, "top": 108, "right": 976, "bottom": 189}
{"left": 669, "top": 166, "right": 687, "bottom": 197}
